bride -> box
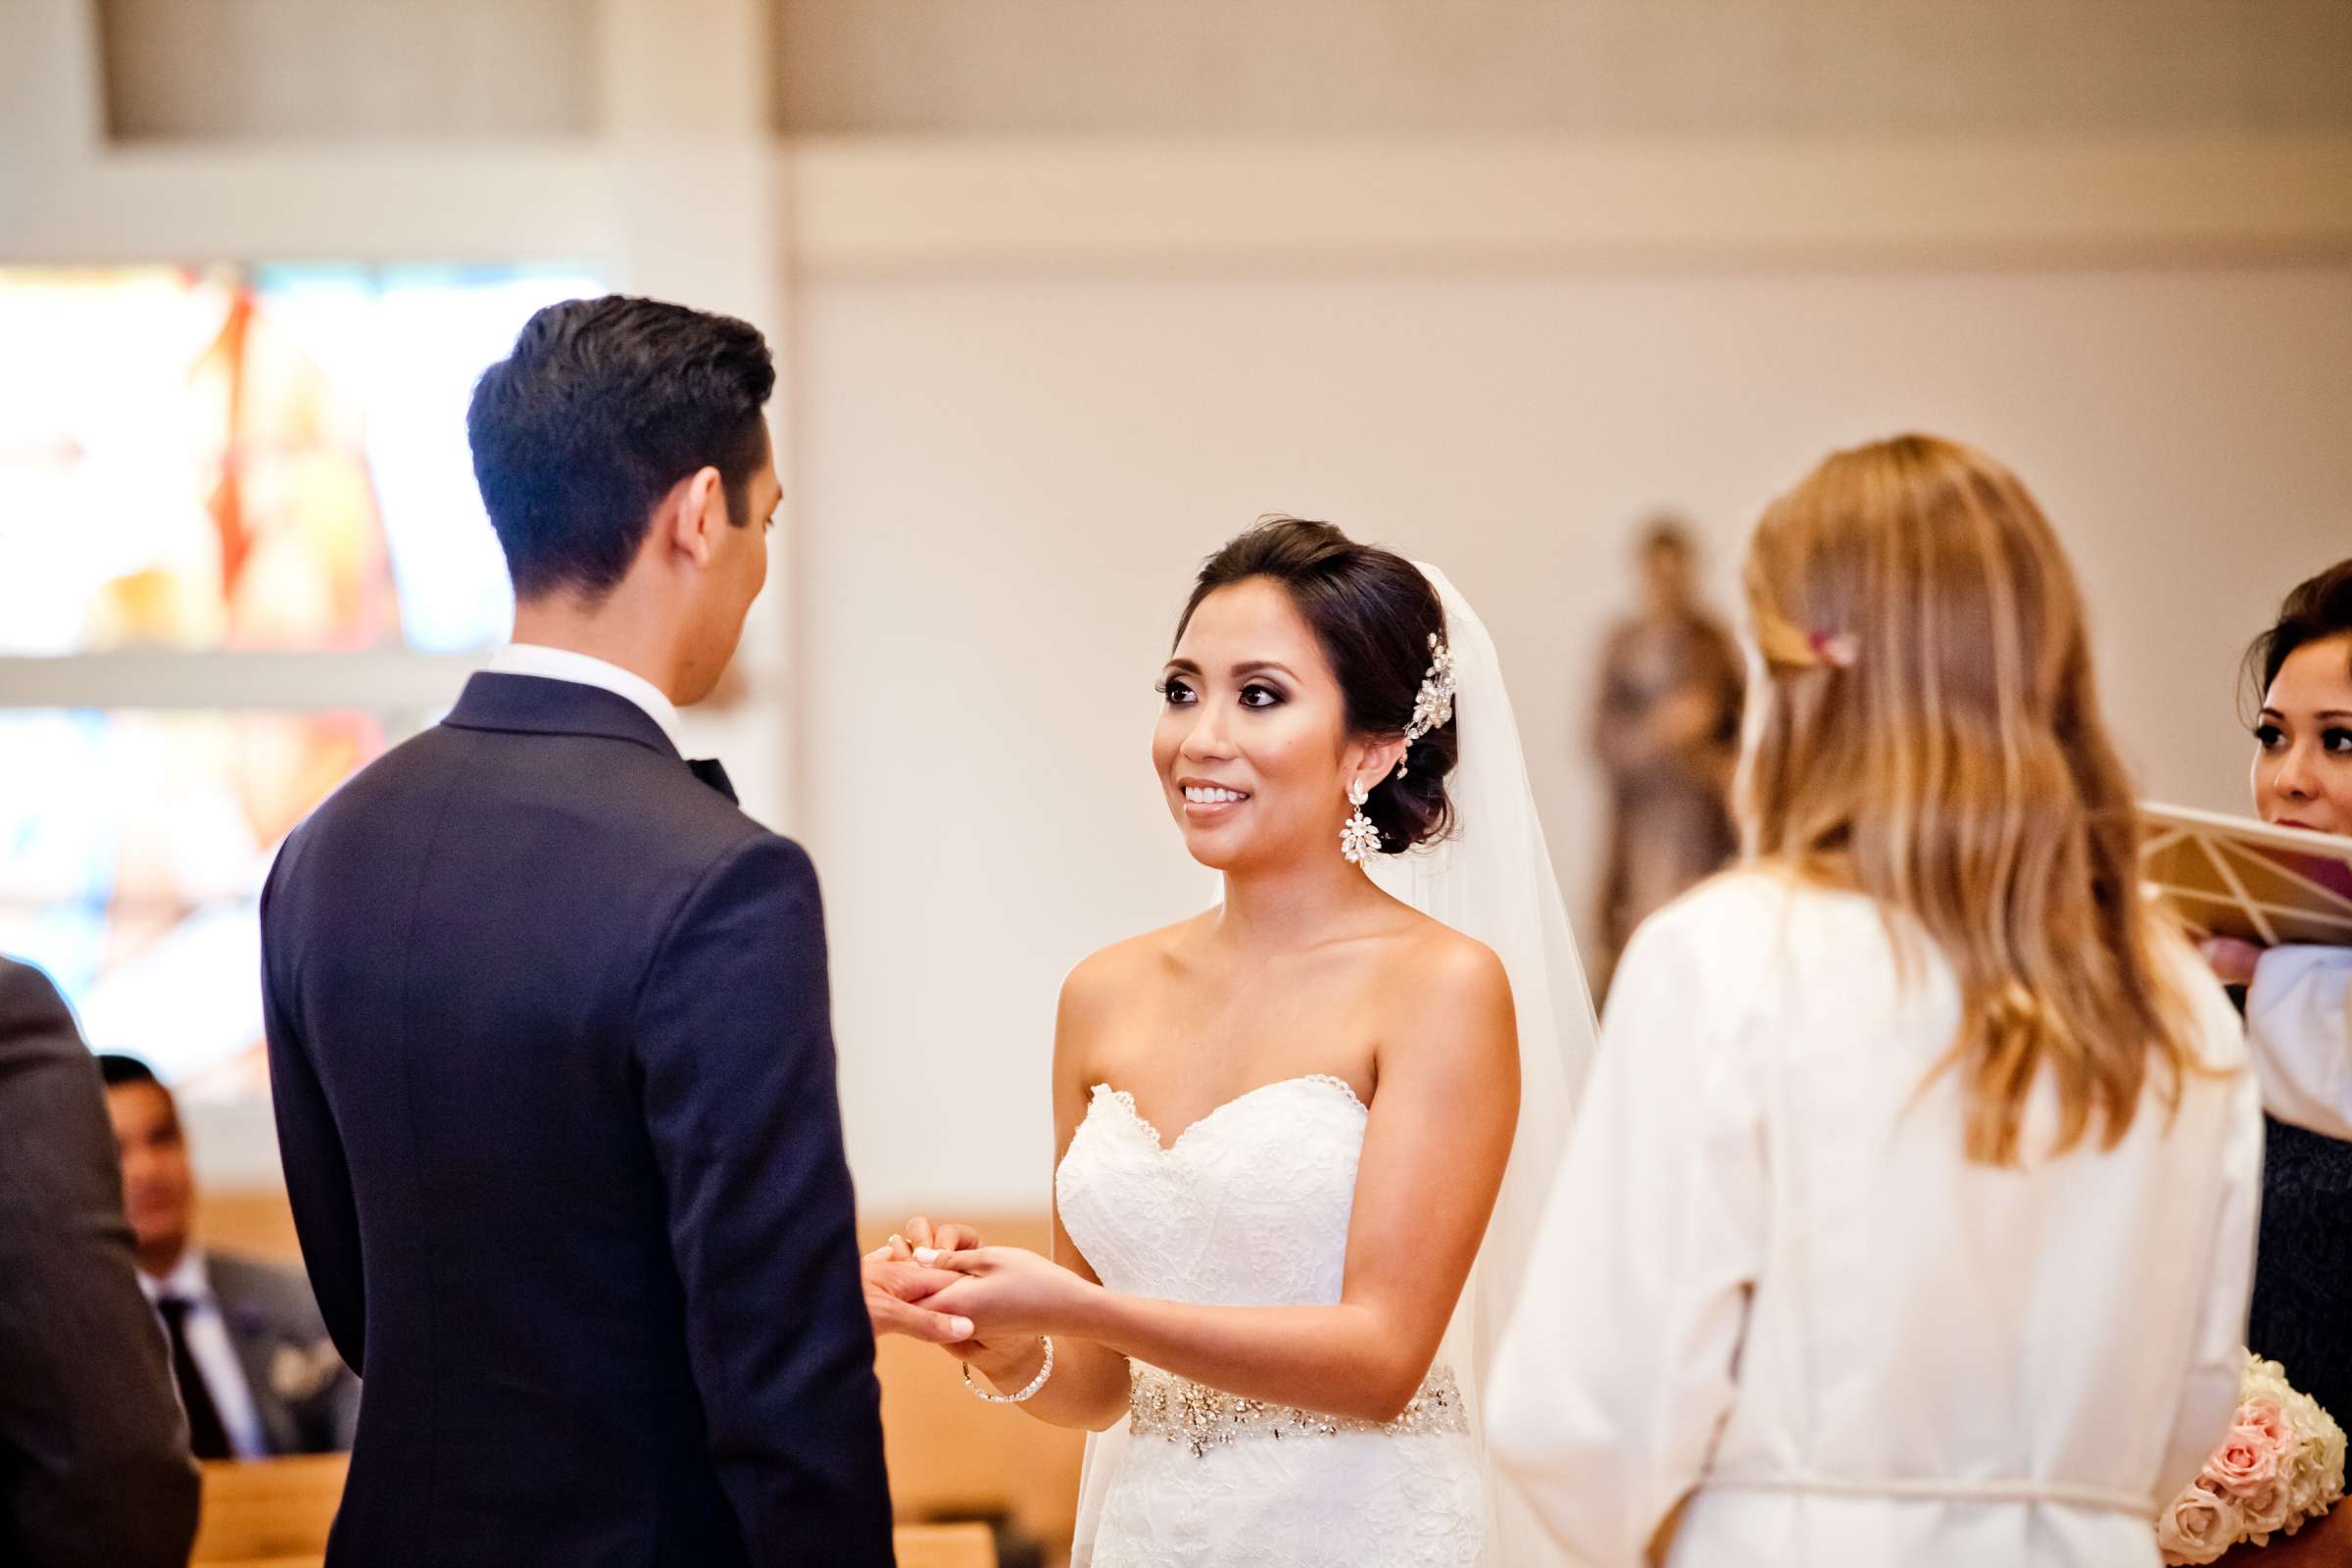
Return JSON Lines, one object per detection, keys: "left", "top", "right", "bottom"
{"left": 879, "top": 517, "right": 1595, "bottom": 1567}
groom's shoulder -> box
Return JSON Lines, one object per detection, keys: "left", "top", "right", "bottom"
{"left": 301, "top": 717, "right": 758, "bottom": 853}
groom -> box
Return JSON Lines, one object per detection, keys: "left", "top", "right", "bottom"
{"left": 262, "top": 296, "right": 964, "bottom": 1567}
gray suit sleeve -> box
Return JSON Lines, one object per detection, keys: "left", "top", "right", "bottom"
{"left": 212, "top": 1252, "right": 361, "bottom": 1455}
{"left": 0, "top": 959, "right": 201, "bottom": 1568}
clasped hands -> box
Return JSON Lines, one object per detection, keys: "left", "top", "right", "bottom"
{"left": 860, "top": 1216, "right": 1094, "bottom": 1352}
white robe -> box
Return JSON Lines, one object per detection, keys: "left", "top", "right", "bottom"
{"left": 2245, "top": 945, "right": 2352, "bottom": 1140}
{"left": 1488, "top": 870, "right": 2262, "bottom": 1567}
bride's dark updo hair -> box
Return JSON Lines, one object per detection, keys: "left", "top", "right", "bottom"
{"left": 1175, "top": 517, "right": 1457, "bottom": 855}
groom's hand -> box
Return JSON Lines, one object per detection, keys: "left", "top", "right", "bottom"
{"left": 861, "top": 1258, "right": 973, "bottom": 1345}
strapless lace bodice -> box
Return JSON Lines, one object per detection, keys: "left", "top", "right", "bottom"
{"left": 1057, "top": 1075, "right": 1369, "bottom": 1306}
{"left": 1054, "top": 1075, "right": 1485, "bottom": 1568}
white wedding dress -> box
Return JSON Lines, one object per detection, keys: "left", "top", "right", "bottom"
{"left": 1055, "top": 1073, "right": 1487, "bottom": 1568}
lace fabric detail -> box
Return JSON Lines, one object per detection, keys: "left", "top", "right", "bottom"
{"left": 1059, "top": 1073, "right": 1483, "bottom": 1567}
{"left": 1129, "top": 1362, "right": 1469, "bottom": 1458}
{"left": 1089, "top": 1074, "right": 1365, "bottom": 1153}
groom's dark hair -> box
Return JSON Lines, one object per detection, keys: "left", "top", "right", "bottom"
{"left": 467, "top": 294, "right": 775, "bottom": 602}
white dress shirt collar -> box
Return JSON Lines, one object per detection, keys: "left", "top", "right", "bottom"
{"left": 487, "top": 643, "right": 686, "bottom": 756}
{"left": 138, "top": 1244, "right": 213, "bottom": 1306}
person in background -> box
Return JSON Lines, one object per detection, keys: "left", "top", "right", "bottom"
{"left": 1490, "top": 436, "right": 2261, "bottom": 1567}
{"left": 2199, "top": 559, "right": 2352, "bottom": 1448}
{"left": 1590, "top": 514, "right": 1744, "bottom": 993}
{"left": 2205, "top": 559, "right": 2352, "bottom": 1144}
{"left": 0, "top": 957, "right": 198, "bottom": 1568}
{"left": 98, "top": 1054, "right": 358, "bottom": 1458}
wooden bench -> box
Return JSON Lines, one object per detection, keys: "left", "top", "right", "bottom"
{"left": 193, "top": 1458, "right": 999, "bottom": 1567}
{"left": 893, "top": 1521, "right": 1000, "bottom": 1568}
{"left": 192, "top": 1454, "right": 344, "bottom": 1563}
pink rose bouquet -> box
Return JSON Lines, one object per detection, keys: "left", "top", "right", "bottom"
{"left": 2158, "top": 1353, "right": 2346, "bottom": 1565}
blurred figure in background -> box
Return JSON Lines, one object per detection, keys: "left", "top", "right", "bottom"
{"left": 1591, "top": 514, "right": 1743, "bottom": 993}
{"left": 0, "top": 958, "right": 198, "bottom": 1568}
{"left": 99, "top": 1054, "right": 357, "bottom": 1458}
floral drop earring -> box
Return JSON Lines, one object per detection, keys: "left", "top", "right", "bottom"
{"left": 1340, "top": 779, "right": 1381, "bottom": 865}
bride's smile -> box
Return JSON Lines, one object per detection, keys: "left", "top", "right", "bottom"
{"left": 1177, "top": 779, "right": 1252, "bottom": 817}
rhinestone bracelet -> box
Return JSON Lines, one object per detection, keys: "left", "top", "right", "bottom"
{"left": 962, "top": 1336, "right": 1054, "bottom": 1404}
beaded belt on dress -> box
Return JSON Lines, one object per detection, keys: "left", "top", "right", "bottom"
{"left": 1127, "top": 1362, "right": 1469, "bottom": 1458}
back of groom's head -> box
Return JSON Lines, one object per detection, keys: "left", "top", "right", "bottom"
{"left": 467, "top": 295, "right": 775, "bottom": 603}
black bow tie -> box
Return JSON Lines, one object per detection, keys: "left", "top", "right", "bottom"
{"left": 688, "top": 757, "right": 737, "bottom": 804}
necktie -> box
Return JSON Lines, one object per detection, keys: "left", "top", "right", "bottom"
{"left": 156, "top": 1295, "right": 233, "bottom": 1459}
{"left": 688, "top": 757, "right": 737, "bottom": 804}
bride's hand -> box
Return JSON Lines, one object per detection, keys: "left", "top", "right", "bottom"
{"left": 920, "top": 1246, "right": 1098, "bottom": 1338}
{"left": 863, "top": 1214, "right": 985, "bottom": 1265}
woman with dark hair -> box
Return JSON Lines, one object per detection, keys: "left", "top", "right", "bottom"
{"left": 874, "top": 518, "right": 1596, "bottom": 1567}
{"left": 2202, "top": 561, "right": 2352, "bottom": 1458}
{"left": 2207, "top": 560, "right": 2352, "bottom": 1147}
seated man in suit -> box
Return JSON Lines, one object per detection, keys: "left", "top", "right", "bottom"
{"left": 0, "top": 958, "right": 198, "bottom": 1567}
{"left": 98, "top": 1054, "right": 358, "bottom": 1458}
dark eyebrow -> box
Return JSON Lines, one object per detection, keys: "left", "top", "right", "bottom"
{"left": 1163, "top": 658, "right": 1201, "bottom": 675}
{"left": 1232, "top": 662, "right": 1298, "bottom": 681}
{"left": 2263, "top": 708, "right": 2352, "bottom": 722}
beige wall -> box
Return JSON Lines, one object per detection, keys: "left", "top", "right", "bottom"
{"left": 798, "top": 262, "right": 2352, "bottom": 1214}
{"left": 774, "top": 0, "right": 2352, "bottom": 137}
{"left": 81, "top": 0, "right": 2352, "bottom": 143}
{"left": 11, "top": 2, "right": 2352, "bottom": 1218}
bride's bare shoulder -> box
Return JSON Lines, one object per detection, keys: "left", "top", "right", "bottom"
{"left": 1381, "top": 913, "right": 1513, "bottom": 1032}
{"left": 1059, "top": 911, "right": 1213, "bottom": 1020}
{"left": 1394, "top": 909, "right": 1508, "bottom": 994}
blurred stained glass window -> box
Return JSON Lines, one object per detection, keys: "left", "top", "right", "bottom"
{"left": 0, "top": 264, "right": 597, "bottom": 1095}
{"left": 0, "top": 264, "right": 598, "bottom": 656}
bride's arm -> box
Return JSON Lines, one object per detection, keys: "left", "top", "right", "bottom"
{"left": 945, "top": 959, "right": 1146, "bottom": 1432}
{"left": 929, "top": 938, "right": 1519, "bottom": 1427}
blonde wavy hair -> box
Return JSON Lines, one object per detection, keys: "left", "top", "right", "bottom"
{"left": 1740, "top": 433, "right": 2195, "bottom": 1165}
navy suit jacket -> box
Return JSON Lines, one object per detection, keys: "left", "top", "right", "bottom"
{"left": 261, "top": 673, "right": 892, "bottom": 1567}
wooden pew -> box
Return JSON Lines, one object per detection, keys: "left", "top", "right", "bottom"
{"left": 194, "top": 1457, "right": 1000, "bottom": 1568}
{"left": 192, "top": 1454, "right": 345, "bottom": 1563}
{"left": 894, "top": 1521, "right": 1001, "bottom": 1568}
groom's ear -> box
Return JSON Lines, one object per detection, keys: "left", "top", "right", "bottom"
{"left": 662, "top": 465, "right": 728, "bottom": 568}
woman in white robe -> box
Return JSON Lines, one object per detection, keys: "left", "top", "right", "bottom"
{"left": 1488, "top": 434, "right": 2264, "bottom": 1568}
